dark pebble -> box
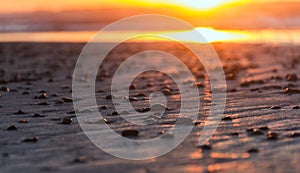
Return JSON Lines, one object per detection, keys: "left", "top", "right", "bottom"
{"left": 37, "top": 102, "right": 50, "bottom": 106}
{"left": 23, "top": 136, "right": 39, "bottom": 142}
{"left": 292, "top": 106, "right": 300, "bottom": 109}
{"left": 246, "top": 128, "right": 254, "bottom": 132}
{"left": 128, "top": 97, "right": 138, "bottom": 101}
{"left": 222, "top": 116, "right": 232, "bottom": 121}
{"left": 231, "top": 132, "right": 239, "bottom": 136}
{"left": 267, "top": 132, "right": 279, "bottom": 140}
{"left": 199, "top": 143, "right": 212, "bottom": 150}
{"left": 250, "top": 88, "right": 260, "bottom": 92}
{"left": 121, "top": 130, "right": 139, "bottom": 137}
{"left": 129, "top": 84, "right": 137, "bottom": 90}
{"left": 290, "top": 132, "right": 300, "bottom": 138}
{"left": 14, "top": 110, "right": 26, "bottom": 114}
{"left": 270, "top": 106, "right": 281, "bottom": 110}
{"left": 62, "top": 118, "right": 73, "bottom": 124}
{"left": 33, "top": 113, "right": 45, "bottom": 117}
{"left": 136, "top": 107, "right": 150, "bottom": 113}
{"left": 0, "top": 87, "right": 10, "bottom": 92}
{"left": 247, "top": 148, "right": 259, "bottom": 153}
{"left": 105, "top": 94, "right": 115, "bottom": 100}
{"left": 259, "top": 126, "right": 269, "bottom": 131}
{"left": 7, "top": 125, "right": 17, "bottom": 130}
{"left": 251, "top": 129, "right": 264, "bottom": 136}
{"left": 19, "top": 119, "right": 28, "bottom": 123}
{"left": 36, "top": 93, "right": 47, "bottom": 99}
{"left": 99, "top": 105, "right": 108, "bottom": 110}
{"left": 285, "top": 88, "right": 300, "bottom": 94}
{"left": 103, "top": 118, "right": 111, "bottom": 124}
{"left": 61, "top": 97, "right": 73, "bottom": 103}
{"left": 73, "top": 156, "right": 88, "bottom": 163}
{"left": 22, "top": 91, "right": 31, "bottom": 95}
{"left": 38, "top": 90, "right": 46, "bottom": 93}
{"left": 194, "top": 82, "right": 204, "bottom": 88}
{"left": 68, "top": 111, "right": 76, "bottom": 114}
{"left": 285, "top": 73, "right": 298, "bottom": 81}
{"left": 228, "top": 89, "right": 238, "bottom": 92}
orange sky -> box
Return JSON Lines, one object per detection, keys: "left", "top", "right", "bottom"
{"left": 0, "top": 0, "right": 298, "bottom": 14}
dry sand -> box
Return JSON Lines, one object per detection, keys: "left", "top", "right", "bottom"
{"left": 0, "top": 42, "right": 300, "bottom": 173}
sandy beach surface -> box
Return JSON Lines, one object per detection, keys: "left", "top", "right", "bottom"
{"left": 0, "top": 42, "right": 300, "bottom": 173}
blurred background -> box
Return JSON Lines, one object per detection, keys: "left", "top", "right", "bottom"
{"left": 0, "top": 0, "right": 299, "bottom": 43}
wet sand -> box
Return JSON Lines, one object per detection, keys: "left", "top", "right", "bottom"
{"left": 0, "top": 42, "right": 300, "bottom": 173}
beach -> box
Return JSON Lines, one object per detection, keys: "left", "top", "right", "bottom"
{"left": 0, "top": 42, "right": 299, "bottom": 172}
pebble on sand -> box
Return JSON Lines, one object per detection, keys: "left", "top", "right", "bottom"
{"left": 247, "top": 148, "right": 259, "bottom": 153}
{"left": 290, "top": 132, "right": 300, "bottom": 138}
{"left": 121, "top": 130, "right": 139, "bottom": 137}
{"left": 61, "top": 97, "right": 73, "bottom": 103}
{"left": 270, "top": 106, "right": 281, "bottom": 110}
{"left": 14, "top": 110, "right": 26, "bottom": 114}
{"left": 198, "top": 143, "right": 212, "bottom": 150}
{"left": 19, "top": 119, "right": 28, "bottom": 123}
{"left": 251, "top": 129, "right": 264, "bottom": 136}
{"left": 105, "top": 94, "right": 115, "bottom": 100}
{"left": 99, "top": 105, "right": 108, "bottom": 110}
{"left": 267, "top": 132, "right": 279, "bottom": 140}
{"left": 7, "top": 125, "right": 17, "bottom": 130}
{"left": 292, "top": 106, "right": 300, "bottom": 109}
{"left": 33, "top": 113, "right": 45, "bottom": 117}
{"left": 36, "top": 93, "right": 47, "bottom": 99}
{"left": 22, "top": 136, "right": 39, "bottom": 142}
{"left": 222, "top": 116, "right": 233, "bottom": 121}
{"left": 0, "top": 87, "right": 10, "bottom": 92}
{"left": 73, "top": 156, "right": 88, "bottom": 163}
{"left": 285, "top": 73, "right": 298, "bottom": 81}
{"left": 62, "top": 118, "right": 73, "bottom": 124}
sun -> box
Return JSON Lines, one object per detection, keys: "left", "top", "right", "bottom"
{"left": 172, "top": 0, "right": 243, "bottom": 10}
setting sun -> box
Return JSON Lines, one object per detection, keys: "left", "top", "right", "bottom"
{"left": 170, "top": 0, "right": 246, "bottom": 9}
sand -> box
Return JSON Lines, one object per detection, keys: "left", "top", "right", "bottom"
{"left": 0, "top": 42, "right": 300, "bottom": 173}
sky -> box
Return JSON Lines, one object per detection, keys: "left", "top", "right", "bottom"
{"left": 0, "top": 0, "right": 298, "bottom": 14}
{"left": 0, "top": 0, "right": 299, "bottom": 32}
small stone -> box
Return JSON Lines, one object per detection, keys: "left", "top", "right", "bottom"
{"left": 228, "top": 89, "right": 238, "bottom": 92}
{"left": 61, "top": 97, "right": 73, "bottom": 103}
{"left": 37, "top": 102, "right": 49, "bottom": 106}
{"left": 14, "top": 110, "right": 26, "bottom": 114}
{"left": 68, "top": 111, "right": 75, "bottom": 114}
{"left": 110, "top": 111, "right": 119, "bottom": 116}
{"left": 285, "top": 87, "right": 300, "bottom": 94}
{"left": 22, "top": 91, "right": 30, "bottom": 95}
{"left": 129, "top": 84, "right": 137, "bottom": 90}
{"left": 199, "top": 143, "right": 212, "bottom": 150}
{"left": 192, "top": 82, "right": 204, "bottom": 88}
{"left": 121, "top": 130, "right": 139, "bottom": 137}
{"left": 128, "top": 97, "right": 138, "bottom": 101}
{"left": 292, "top": 106, "right": 300, "bottom": 109}
{"left": 23, "top": 136, "right": 39, "bottom": 142}
{"left": 73, "top": 156, "right": 87, "bottom": 163}
{"left": 247, "top": 148, "right": 259, "bottom": 153}
{"left": 105, "top": 94, "right": 115, "bottom": 100}
{"left": 267, "top": 132, "right": 279, "bottom": 140}
{"left": 231, "top": 132, "right": 239, "bottom": 136}
{"left": 136, "top": 107, "right": 150, "bottom": 112}
{"left": 285, "top": 73, "right": 298, "bottom": 81}
{"left": 246, "top": 128, "right": 254, "bottom": 132}
{"left": 251, "top": 129, "right": 264, "bottom": 136}
{"left": 222, "top": 116, "right": 233, "bottom": 121}
{"left": 99, "top": 105, "right": 108, "bottom": 109}
{"left": 103, "top": 118, "right": 111, "bottom": 124}
{"left": 259, "top": 126, "right": 269, "bottom": 131}
{"left": 0, "top": 87, "right": 10, "bottom": 92}
{"left": 37, "top": 93, "right": 47, "bottom": 99}
{"left": 62, "top": 118, "right": 73, "bottom": 124}
{"left": 290, "top": 132, "right": 300, "bottom": 138}
{"left": 7, "top": 125, "right": 17, "bottom": 130}
{"left": 19, "top": 119, "right": 28, "bottom": 123}
{"left": 33, "top": 113, "right": 45, "bottom": 117}
{"left": 270, "top": 106, "right": 281, "bottom": 110}
{"left": 38, "top": 90, "right": 46, "bottom": 93}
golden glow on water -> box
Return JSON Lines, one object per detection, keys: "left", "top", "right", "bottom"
{"left": 0, "top": 28, "right": 299, "bottom": 44}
